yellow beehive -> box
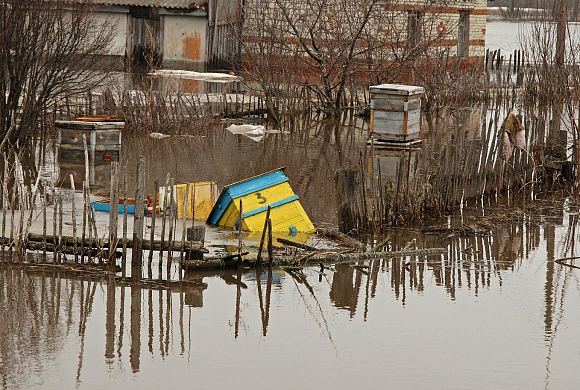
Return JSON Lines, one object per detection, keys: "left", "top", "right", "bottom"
{"left": 207, "top": 168, "right": 315, "bottom": 233}
{"left": 159, "top": 181, "right": 218, "bottom": 220}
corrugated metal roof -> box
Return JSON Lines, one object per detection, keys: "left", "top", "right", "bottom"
{"left": 87, "top": 1, "right": 207, "bottom": 9}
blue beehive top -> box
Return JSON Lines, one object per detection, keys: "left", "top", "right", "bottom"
{"left": 207, "top": 168, "right": 289, "bottom": 225}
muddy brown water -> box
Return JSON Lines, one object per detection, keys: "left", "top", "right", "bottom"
{"left": 2, "top": 201, "right": 580, "bottom": 389}
{"left": 112, "top": 120, "right": 367, "bottom": 228}
{"left": 2, "top": 119, "right": 580, "bottom": 388}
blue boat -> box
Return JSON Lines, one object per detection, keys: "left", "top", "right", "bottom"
{"left": 91, "top": 199, "right": 139, "bottom": 214}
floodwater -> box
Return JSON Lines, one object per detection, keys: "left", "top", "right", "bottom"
{"left": 3, "top": 115, "right": 580, "bottom": 388}
{"left": 2, "top": 200, "right": 580, "bottom": 389}
{"left": 486, "top": 20, "right": 580, "bottom": 53}
{"left": 2, "top": 21, "right": 580, "bottom": 388}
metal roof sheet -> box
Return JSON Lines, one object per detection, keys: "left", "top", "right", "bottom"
{"left": 86, "top": 0, "right": 206, "bottom": 9}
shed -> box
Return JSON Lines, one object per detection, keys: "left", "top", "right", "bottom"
{"left": 68, "top": 0, "right": 241, "bottom": 71}
{"left": 207, "top": 168, "right": 315, "bottom": 233}
{"left": 370, "top": 84, "right": 424, "bottom": 142}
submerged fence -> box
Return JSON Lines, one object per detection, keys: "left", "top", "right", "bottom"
{"left": 0, "top": 144, "right": 208, "bottom": 281}
{"left": 337, "top": 102, "right": 573, "bottom": 233}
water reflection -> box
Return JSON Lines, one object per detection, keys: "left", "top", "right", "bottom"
{"left": 118, "top": 119, "right": 368, "bottom": 226}
{"left": 1, "top": 203, "right": 580, "bottom": 387}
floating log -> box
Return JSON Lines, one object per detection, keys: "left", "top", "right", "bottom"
{"left": 276, "top": 238, "right": 317, "bottom": 251}
{"left": 316, "top": 227, "right": 366, "bottom": 249}
{"left": 183, "top": 248, "right": 447, "bottom": 270}
{"left": 10, "top": 233, "right": 206, "bottom": 253}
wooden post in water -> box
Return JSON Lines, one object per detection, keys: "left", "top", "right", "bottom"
{"left": 17, "top": 185, "right": 25, "bottom": 258}
{"left": 267, "top": 218, "right": 273, "bottom": 264}
{"left": 257, "top": 206, "right": 271, "bottom": 263}
{"left": 69, "top": 175, "right": 78, "bottom": 262}
{"left": 90, "top": 205, "right": 102, "bottom": 264}
{"left": 159, "top": 173, "right": 170, "bottom": 278}
{"left": 81, "top": 182, "right": 87, "bottom": 263}
{"left": 122, "top": 165, "right": 128, "bottom": 273}
{"left": 53, "top": 189, "right": 58, "bottom": 263}
{"left": 83, "top": 134, "right": 91, "bottom": 262}
{"left": 9, "top": 183, "right": 15, "bottom": 263}
{"left": 179, "top": 183, "right": 190, "bottom": 276}
{"left": 108, "top": 162, "right": 119, "bottom": 264}
{"left": 238, "top": 199, "right": 243, "bottom": 266}
{"left": 83, "top": 134, "right": 90, "bottom": 187}
{"left": 132, "top": 157, "right": 146, "bottom": 276}
{"left": 188, "top": 184, "right": 196, "bottom": 258}
{"left": 166, "top": 179, "right": 175, "bottom": 278}
{"left": 334, "top": 167, "right": 362, "bottom": 234}
{"left": 86, "top": 184, "right": 93, "bottom": 264}
{"left": 42, "top": 184, "right": 47, "bottom": 259}
{"left": 58, "top": 196, "right": 63, "bottom": 264}
{"left": 1, "top": 162, "right": 7, "bottom": 257}
{"left": 148, "top": 178, "right": 159, "bottom": 275}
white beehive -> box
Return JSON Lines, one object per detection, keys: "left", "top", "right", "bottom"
{"left": 370, "top": 84, "right": 424, "bottom": 142}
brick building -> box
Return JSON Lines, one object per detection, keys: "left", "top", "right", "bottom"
{"left": 242, "top": 0, "right": 487, "bottom": 66}
{"left": 402, "top": 0, "right": 487, "bottom": 60}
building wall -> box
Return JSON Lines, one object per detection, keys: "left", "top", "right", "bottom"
{"left": 388, "top": 0, "right": 487, "bottom": 58}
{"left": 84, "top": 6, "right": 209, "bottom": 71}
{"left": 162, "top": 13, "right": 208, "bottom": 71}
{"left": 243, "top": 0, "right": 487, "bottom": 62}
{"left": 93, "top": 10, "right": 128, "bottom": 56}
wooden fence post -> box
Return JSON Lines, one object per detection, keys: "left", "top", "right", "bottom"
{"left": 148, "top": 178, "right": 159, "bottom": 275}
{"left": 132, "top": 157, "right": 146, "bottom": 275}
{"left": 257, "top": 206, "right": 271, "bottom": 263}
{"left": 109, "top": 162, "right": 119, "bottom": 264}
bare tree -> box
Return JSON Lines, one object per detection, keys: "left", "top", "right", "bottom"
{"left": 238, "top": 0, "right": 461, "bottom": 118}
{"left": 0, "top": 0, "right": 115, "bottom": 146}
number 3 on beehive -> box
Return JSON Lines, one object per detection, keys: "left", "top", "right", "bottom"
{"left": 255, "top": 192, "right": 267, "bottom": 204}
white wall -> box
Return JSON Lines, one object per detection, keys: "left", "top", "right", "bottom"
{"left": 162, "top": 14, "right": 208, "bottom": 70}
{"left": 93, "top": 10, "right": 128, "bottom": 56}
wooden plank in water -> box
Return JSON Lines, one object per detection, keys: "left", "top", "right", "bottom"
{"left": 55, "top": 121, "right": 124, "bottom": 130}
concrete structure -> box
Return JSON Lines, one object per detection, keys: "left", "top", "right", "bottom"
{"left": 76, "top": 0, "right": 240, "bottom": 71}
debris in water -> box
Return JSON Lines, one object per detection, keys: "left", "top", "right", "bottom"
{"left": 148, "top": 69, "right": 242, "bottom": 83}
{"left": 502, "top": 113, "right": 526, "bottom": 159}
{"left": 150, "top": 132, "right": 171, "bottom": 139}
{"left": 226, "top": 124, "right": 266, "bottom": 141}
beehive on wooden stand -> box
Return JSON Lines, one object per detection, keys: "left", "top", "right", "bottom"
{"left": 56, "top": 117, "right": 123, "bottom": 188}
{"left": 370, "top": 84, "right": 424, "bottom": 142}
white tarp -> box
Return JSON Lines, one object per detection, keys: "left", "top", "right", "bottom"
{"left": 149, "top": 70, "right": 242, "bottom": 83}
{"left": 226, "top": 124, "right": 267, "bottom": 142}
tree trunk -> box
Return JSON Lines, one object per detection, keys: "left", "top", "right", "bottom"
{"left": 556, "top": 0, "right": 568, "bottom": 67}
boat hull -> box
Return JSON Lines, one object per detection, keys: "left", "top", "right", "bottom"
{"left": 91, "top": 201, "right": 136, "bottom": 214}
